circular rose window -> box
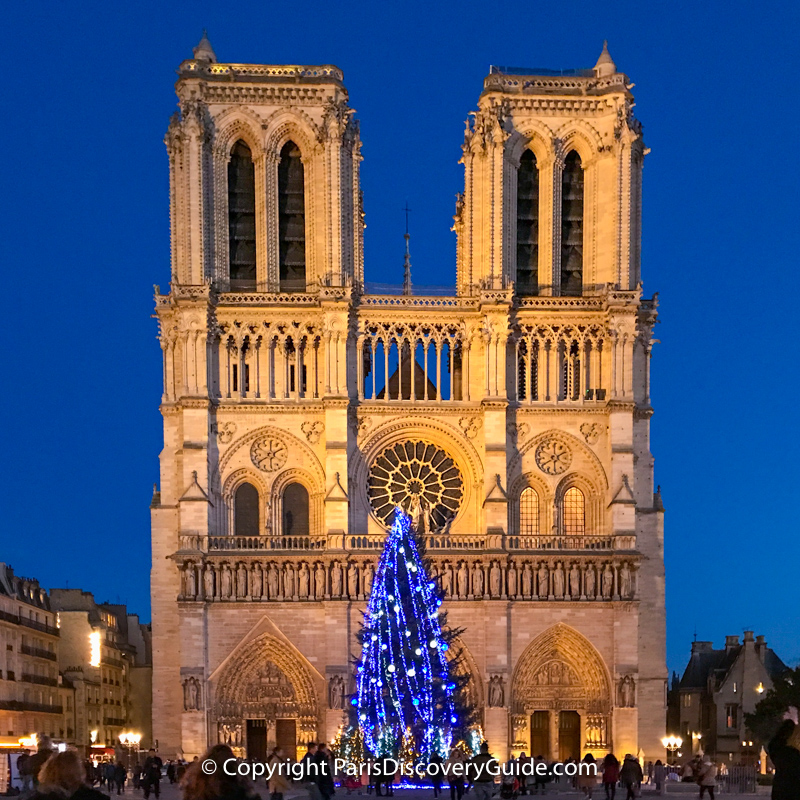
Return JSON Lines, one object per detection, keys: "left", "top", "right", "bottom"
{"left": 368, "top": 440, "right": 464, "bottom": 531}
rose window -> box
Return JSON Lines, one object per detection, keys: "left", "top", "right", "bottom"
{"left": 368, "top": 440, "right": 464, "bottom": 530}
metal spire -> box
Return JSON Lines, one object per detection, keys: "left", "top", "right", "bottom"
{"left": 402, "top": 202, "right": 412, "bottom": 296}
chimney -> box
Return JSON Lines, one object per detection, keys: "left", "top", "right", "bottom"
{"left": 744, "top": 630, "right": 755, "bottom": 643}
{"left": 725, "top": 635, "right": 740, "bottom": 650}
{"left": 755, "top": 634, "right": 766, "bottom": 662}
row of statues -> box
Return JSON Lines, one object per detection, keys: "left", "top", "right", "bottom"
{"left": 179, "top": 558, "right": 635, "bottom": 602}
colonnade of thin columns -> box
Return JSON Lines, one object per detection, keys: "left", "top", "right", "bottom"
{"left": 514, "top": 338, "right": 604, "bottom": 403}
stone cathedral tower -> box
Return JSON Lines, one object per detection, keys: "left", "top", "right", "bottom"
{"left": 151, "top": 37, "right": 666, "bottom": 762}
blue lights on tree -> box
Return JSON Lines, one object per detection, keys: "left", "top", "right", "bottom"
{"left": 354, "top": 508, "right": 471, "bottom": 758}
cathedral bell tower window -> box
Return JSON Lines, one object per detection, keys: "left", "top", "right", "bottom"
{"left": 516, "top": 150, "right": 539, "bottom": 296}
{"left": 278, "top": 142, "right": 306, "bottom": 292}
{"left": 228, "top": 141, "right": 257, "bottom": 291}
{"left": 560, "top": 151, "right": 584, "bottom": 296}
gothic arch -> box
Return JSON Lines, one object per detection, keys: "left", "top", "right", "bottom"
{"left": 448, "top": 636, "right": 484, "bottom": 711}
{"left": 212, "top": 632, "right": 319, "bottom": 719}
{"left": 553, "top": 121, "right": 603, "bottom": 163}
{"left": 511, "top": 623, "right": 612, "bottom": 714}
{"left": 263, "top": 109, "right": 319, "bottom": 160}
{"left": 509, "top": 429, "right": 608, "bottom": 490}
{"left": 507, "top": 471, "right": 552, "bottom": 537}
{"left": 507, "top": 123, "right": 554, "bottom": 167}
{"left": 270, "top": 467, "right": 324, "bottom": 538}
{"left": 213, "top": 109, "right": 265, "bottom": 157}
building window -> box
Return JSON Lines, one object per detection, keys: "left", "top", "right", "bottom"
{"left": 562, "top": 487, "right": 585, "bottom": 536}
{"left": 560, "top": 151, "right": 584, "bottom": 296}
{"left": 682, "top": 694, "right": 691, "bottom": 708}
{"left": 725, "top": 704, "right": 738, "bottom": 729}
{"left": 278, "top": 141, "right": 306, "bottom": 291}
{"left": 282, "top": 483, "right": 310, "bottom": 538}
{"left": 516, "top": 150, "right": 539, "bottom": 295}
{"left": 234, "top": 482, "right": 260, "bottom": 537}
{"left": 228, "top": 140, "right": 257, "bottom": 290}
{"left": 519, "top": 487, "right": 540, "bottom": 536}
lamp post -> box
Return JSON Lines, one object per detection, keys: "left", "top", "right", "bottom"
{"left": 119, "top": 733, "right": 141, "bottom": 777}
{"left": 662, "top": 735, "right": 683, "bottom": 763}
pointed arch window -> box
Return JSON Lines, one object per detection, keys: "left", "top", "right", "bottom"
{"left": 283, "top": 482, "right": 310, "bottom": 538}
{"left": 562, "top": 487, "right": 585, "bottom": 536}
{"left": 520, "top": 486, "right": 540, "bottom": 535}
{"left": 278, "top": 142, "right": 306, "bottom": 291}
{"left": 560, "top": 151, "right": 584, "bottom": 296}
{"left": 516, "top": 150, "right": 539, "bottom": 295}
{"left": 228, "top": 141, "right": 257, "bottom": 290}
{"left": 234, "top": 482, "right": 260, "bottom": 537}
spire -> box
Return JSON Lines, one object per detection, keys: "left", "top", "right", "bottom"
{"left": 593, "top": 40, "right": 616, "bottom": 78}
{"left": 192, "top": 30, "right": 217, "bottom": 64}
{"left": 402, "top": 202, "right": 412, "bottom": 296}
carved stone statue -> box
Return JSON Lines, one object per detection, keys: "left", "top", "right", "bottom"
{"left": 471, "top": 562, "right": 484, "bottom": 597}
{"left": 183, "top": 563, "right": 196, "bottom": 599}
{"left": 488, "top": 675, "right": 505, "bottom": 707}
{"left": 299, "top": 562, "right": 309, "bottom": 598}
{"left": 507, "top": 562, "right": 518, "bottom": 598}
{"left": 328, "top": 675, "right": 345, "bottom": 709}
{"left": 584, "top": 564, "right": 596, "bottom": 598}
{"left": 331, "top": 561, "right": 343, "bottom": 596}
{"left": 221, "top": 564, "right": 232, "bottom": 599}
{"left": 619, "top": 675, "right": 635, "bottom": 707}
{"left": 347, "top": 561, "right": 359, "bottom": 597}
{"left": 537, "top": 563, "right": 549, "bottom": 599}
{"left": 569, "top": 562, "right": 580, "bottom": 598}
{"left": 457, "top": 561, "right": 468, "bottom": 598}
{"left": 315, "top": 562, "right": 326, "bottom": 598}
{"left": 268, "top": 562, "right": 280, "bottom": 599}
{"left": 522, "top": 563, "right": 532, "bottom": 597}
{"left": 442, "top": 562, "right": 453, "bottom": 596}
{"left": 284, "top": 563, "right": 296, "bottom": 598}
{"left": 489, "top": 561, "right": 501, "bottom": 597}
{"left": 204, "top": 565, "right": 215, "bottom": 600}
{"left": 183, "top": 677, "right": 200, "bottom": 711}
{"left": 602, "top": 564, "right": 614, "bottom": 599}
{"left": 251, "top": 563, "right": 263, "bottom": 599}
{"left": 407, "top": 493, "right": 431, "bottom": 534}
{"left": 553, "top": 562, "right": 565, "bottom": 598}
{"left": 236, "top": 563, "right": 248, "bottom": 598}
{"left": 619, "top": 562, "right": 632, "bottom": 599}
{"left": 363, "top": 561, "right": 374, "bottom": 597}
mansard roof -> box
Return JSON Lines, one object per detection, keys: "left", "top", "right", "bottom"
{"left": 0, "top": 562, "right": 52, "bottom": 610}
{"left": 679, "top": 638, "right": 788, "bottom": 692}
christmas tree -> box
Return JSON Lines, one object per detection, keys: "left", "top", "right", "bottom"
{"left": 352, "top": 508, "right": 473, "bottom": 760}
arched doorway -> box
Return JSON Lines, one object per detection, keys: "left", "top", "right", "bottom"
{"left": 511, "top": 623, "right": 612, "bottom": 758}
{"left": 212, "top": 633, "right": 320, "bottom": 761}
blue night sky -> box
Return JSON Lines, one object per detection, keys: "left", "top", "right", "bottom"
{"left": 2, "top": 0, "right": 798, "bottom": 677}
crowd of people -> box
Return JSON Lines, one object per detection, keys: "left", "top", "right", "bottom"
{"left": 8, "top": 722, "right": 800, "bottom": 800}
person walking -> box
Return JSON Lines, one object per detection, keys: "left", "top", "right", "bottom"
{"left": 113, "top": 762, "right": 126, "bottom": 796}
{"left": 696, "top": 759, "right": 716, "bottom": 800}
{"left": 619, "top": 755, "right": 642, "bottom": 800}
{"left": 768, "top": 719, "right": 800, "bottom": 800}
{"left": 166, "top": 763, "right": 176, "bottom": 785}
{"left": 104, "top": 763, "right": 116, "bottom": 790}
{"left": 430, "top": 752, "right": 444, "bottom": 798}
{"left": 17, "top": 750, "right": 32, "bottom": 793}
{"left": 576, "top": 754, "right": 597, "bottom": 799}
{"left": 468, "top": 743, "right": 498, "bottom": 800}
{"left": 601, "top": 754, "right": 619, "bottom": 800}
{"left": 445, "top": 747, "right": 467, "bottom": 800}
{"left": 531, "top": 756, "right": 548, "bottom": 796}
{"left": 314, "top": 743, "right": 335, "bottom": 800}
{"left": 28, "top": 736, "right": 55, "bottom": 789}
{"left": 32, "top": 750, "right": 109, "bottom": 800}
{"left": 180, "top": 744, "right": 256, "bottom": 800}
{"left": 141, "top": 750, "right": 163, "bottom": 800}
{"left": 267, "top": 747, "right": 289, "bottom": 800}
{"left": 652, "top": 761, "right": 666, "bottom": 796}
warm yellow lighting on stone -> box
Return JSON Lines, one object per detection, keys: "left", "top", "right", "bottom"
{"left": 756, "top": 682, "right": 764, "bottom": 693}
{"left": 89, "top": 630, "right": 101, "bottom": 666}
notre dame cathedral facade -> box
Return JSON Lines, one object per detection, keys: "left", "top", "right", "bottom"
{"left": 151, "top": 35, "right": 666, "bottom": 763}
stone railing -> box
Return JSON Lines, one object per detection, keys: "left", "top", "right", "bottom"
{"left": 180, "top": 62, "right": 344, "bottom": 82}
{"left": 20, "top": 645, "right": 57, "bottom": 661}
{"left": 176, "top": 553, "right": 637, "bottom": 604}
{"left": 507, "top": 535, "right": 613, "bottom": 551}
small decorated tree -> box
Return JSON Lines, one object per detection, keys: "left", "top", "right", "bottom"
{"left": 352, "top": 509, "right": 474, "bottom": 759}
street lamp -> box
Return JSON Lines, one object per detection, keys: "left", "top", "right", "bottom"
{"left": 119, "top": 732, "right": 141, "bottom": 776}
{"left": 662, "top": 735, "right": 683, "bottom": 761}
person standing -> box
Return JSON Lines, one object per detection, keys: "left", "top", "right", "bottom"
{"left": 27, "top": 736, "right": 55, "bottom": 789}
{"left": 576, "top": 754, "right": 597, "bottom": 799}
{"left": 468, "top": 743, "right": 498, "bottom": 800}
{"left": 180, "top": 745, "right": 256, "bottom": 800}
{"left": 314, "top": 743, "right": 335, "bottom": 800}
{"left": 619, "top": 755, "right": 642, "bottom": 800}
{"left": 445, "top": 748, "right": 467, "bottom": 800}
{"left": 696, "top": 759, "right": 717, "bottom": 800}
{"left": 652, "top": 760, "right": 667, "bottom": 796}
{"left": 17, "top": 750, "right": 32, "bottom": 793}
{"left": 166, "top": 762, "right": 176, "bottom": 785}
{"left": 113, "top": 762, "right": 126, "bottom": 796}
{"left": 32, "top": 750, "right": 109, "bottom": 800}
{"left": 267, "top": 747, "right": 289, "bottom": 800}
{"left": 601, "top": 754, "right": 619, "bottom": 800}
{"left": 429, "top": 752, "right": 444, "bottom": 798}
{"left": 141, "top": 750, "right": 163, "bottom": 800}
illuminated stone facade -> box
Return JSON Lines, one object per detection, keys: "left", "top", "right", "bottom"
{"left": 151, "top": 36, "right": 666, "bottom": 762}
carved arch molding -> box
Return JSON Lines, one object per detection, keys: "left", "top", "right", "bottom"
{"left": 212, "top": 633, "right": 320, "bottom": 740}
{"left": 511, "top": 623, "right": 612, "bottom": 714}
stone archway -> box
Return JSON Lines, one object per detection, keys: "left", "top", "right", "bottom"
{"left": 511, "top": 623, "right": 612, "bottom": 758}
{"left": 211, "top": 633, "right": 320, "bottom": 759}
